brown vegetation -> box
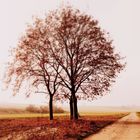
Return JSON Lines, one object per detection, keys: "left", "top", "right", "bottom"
{"left": 0, "top": 107, "right": 25, "bottom": 114}
{"left": 26, "top": 105, "right": 65, "bottom": 114}
{"left": 137, "top": 112, "right": 140, "bottom": 117}
{"left": 0, "top": 105, "right": 65, "bottom": 114}
{"left": 0, "top": 113, "right": 127, "bottom": 140}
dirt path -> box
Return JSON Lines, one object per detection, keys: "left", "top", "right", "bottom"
{"left": 85, "top": 112, "right": 140, "bottom": 140}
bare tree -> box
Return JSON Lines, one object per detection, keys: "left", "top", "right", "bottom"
{"left": 45, "top": 7, "right": 125, "bottom": 120}
{"left": 5, "top": 18, "right": 61, "bottom": 120}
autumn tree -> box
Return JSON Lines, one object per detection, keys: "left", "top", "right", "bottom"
{"left": 5, "top": 6, "right": 125, "bottom": 120}
{"left": 44, "top": 7, "right": 125, "bottom": 120}
{"left": 5, "top": 18, "right": 61, "bottom": 120}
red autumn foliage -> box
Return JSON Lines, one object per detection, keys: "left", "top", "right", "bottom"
{"left": 5, "top": 6, "right": 125, "bottom": 120}
{"left": 0, "top": 113, "right": 127, "bottom": 139}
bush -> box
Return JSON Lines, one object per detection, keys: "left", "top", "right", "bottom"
{"left": 54, "top": 106, "right": 65, "bottom": 113}
{"left": 26, "top": 105, "right": 65, "bottom": 113}
{"left": 40, "top": 106, "right": 49, "bottom": 113}
{"left": 26, "top": 105, "right": 41, "bottom": 113}
{"left": 137, "top": 112, "right": 140, "bottom": 117}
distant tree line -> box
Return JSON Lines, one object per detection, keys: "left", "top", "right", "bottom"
{"left": 26, "top": 105, "right": 65, "bottom": 113}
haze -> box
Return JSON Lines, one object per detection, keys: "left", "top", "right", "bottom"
{"left": 0, "top": 0, "right": 140, "bottom": 107}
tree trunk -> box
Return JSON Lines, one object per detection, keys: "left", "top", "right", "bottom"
{"left": 73, "top": 95, "right": 78, "bottom": 120}
{"left": 70, "top": 95, "right": 73, "bottom": 120}
{"left": 49, "top": 95, "right": 53, "bottom": 120}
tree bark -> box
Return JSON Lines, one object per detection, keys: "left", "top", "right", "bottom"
{"left": 73, "top": 95, "right": 78, "bottom": 120}
{"left": 71, "top": 86, "right": 78, "bottom": 120}
{"left": 70, "top": 95, "right": 73, "bottom": 120}
{"left": 49, "top": 95, "right": 53, "bottom": 120}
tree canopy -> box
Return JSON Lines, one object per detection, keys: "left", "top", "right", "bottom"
{"left": 5, "top": 6, "right": 125, "bottom": 120}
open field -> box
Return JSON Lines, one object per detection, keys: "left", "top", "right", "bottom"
{"left": 0, "top": 112, "right": 128, "bottom": 140}
{"left": 0, "top": 112, "right": 126, "bottom": 119}
{"left": 0, "top": 113, "right": 69, "bottom": 119}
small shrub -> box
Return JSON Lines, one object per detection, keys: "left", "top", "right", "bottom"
{"left": 26, "top": 105, "right": 40, "bottom": 113}
{"left": 26, "top": 105, "right": 65, "bottom": 113}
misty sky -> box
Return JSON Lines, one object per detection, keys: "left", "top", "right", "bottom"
{"left": 0, "top": 0, "right": 140, "bottom": 106}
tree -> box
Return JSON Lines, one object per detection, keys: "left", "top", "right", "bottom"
{"left": 5, "top": 18, "right": 61, "bottom": 120}
{"left": 5, "top": 6, "right": 125, "bottom": 120}
{"left": 44, "top": 7, "right": 125, "bottom": 120}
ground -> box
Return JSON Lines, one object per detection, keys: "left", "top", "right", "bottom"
{"left": 0, "top": 112, "right": 127, "bottom": 140}
{"left": 85, "top": 112, "right": 140, "bottom": 140}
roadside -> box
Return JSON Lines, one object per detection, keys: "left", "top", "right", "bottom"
{"left": 85, "top": 112, "right": 140, "bottom": 140}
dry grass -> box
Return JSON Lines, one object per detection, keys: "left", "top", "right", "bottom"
{"left": 0, "top": 113, "right": 68, "bottom": 119}
{"left": 0, "top": 112, "right": 128, "bottom": 140}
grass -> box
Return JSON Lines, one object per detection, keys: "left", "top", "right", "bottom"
{"left": 0, "top": 113, "right": 69, "bottom": 119}
{"left": 81, "top": 111, "right": 127, "bottom": 116}
{"left": 0, "top": 112, "right": 128, "bottom": 140}
{"left": 0, "top": 112, "right": 126, "bottom": 119}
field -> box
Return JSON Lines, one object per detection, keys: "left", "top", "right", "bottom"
{"left": 0, "top": 112, "right": 128, "bottom": 140}
{"left": 0, "top": 113, "right": 68, "bottom": 119}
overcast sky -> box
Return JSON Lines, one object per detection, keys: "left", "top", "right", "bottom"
{"left": 0, "top": 0, "right": 140, "bottom": 107}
